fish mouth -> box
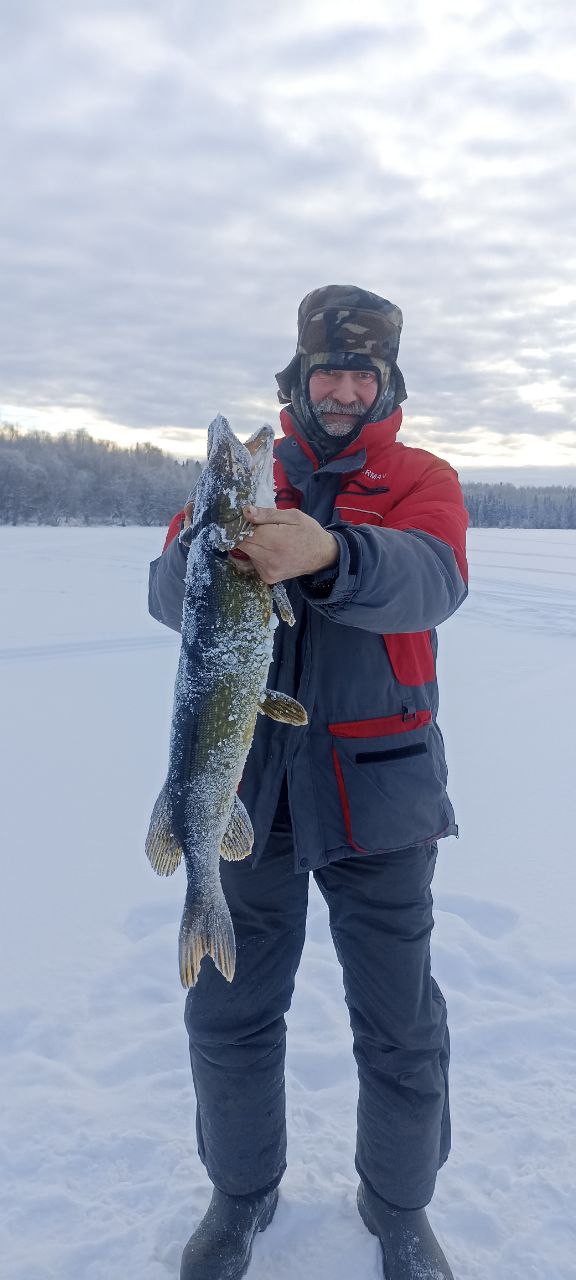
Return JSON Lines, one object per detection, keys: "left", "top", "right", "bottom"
{"left": 244, "top": 424, "right": 274, "bottom": 459}
{"left": 244, "top": 423, "right": 275, "bottom": 510}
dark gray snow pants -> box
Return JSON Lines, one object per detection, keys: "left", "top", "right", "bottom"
{"left": 184, "top": 790, "right": 451, "bottom": 1210}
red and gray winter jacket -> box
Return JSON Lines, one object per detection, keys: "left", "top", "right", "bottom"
{"left": 148, "top": 406, "right": 468, "bottom": 871}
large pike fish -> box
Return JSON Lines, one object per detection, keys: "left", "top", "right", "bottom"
{"left": 146, "top": 414, "right": 307, "bottom": 987}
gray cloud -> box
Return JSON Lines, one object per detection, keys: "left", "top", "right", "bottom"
{"left": 0, "top": 0, "right": 575, "bottom": 462}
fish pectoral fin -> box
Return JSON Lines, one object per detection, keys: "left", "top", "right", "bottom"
{"left": 145, "top": 783, "right": 183, "bottom": 877}
{"left": 271, "top": 582, "right": 295, "bottom": 625}
{"left": 258, "top": 689, "right": 308, "bottom": 725}
{"left": 221, "top": 794, "right": 254, "bottom": 862}
{"left": 179, "top": 892, "right": 236, "bottom": 988}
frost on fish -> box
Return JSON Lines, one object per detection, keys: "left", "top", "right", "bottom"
{"left": 145, "top": 414, "right": 307, "bottom": 988}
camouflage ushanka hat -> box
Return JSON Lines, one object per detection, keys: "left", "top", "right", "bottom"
{"left": 275, "top": 284, "right": 406, "bottom": 403}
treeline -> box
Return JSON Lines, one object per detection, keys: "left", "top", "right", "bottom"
{"left": 463, "top": 482, "right": 576, "bottom": 529}
{"left": 0, "top": 424, "right": 201, "bottom": 525}
{"left": 1, "top": 425, "right": 575, "bottom": 527}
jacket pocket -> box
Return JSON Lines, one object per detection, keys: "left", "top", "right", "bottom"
{"left": 328, "top": 712, "right": 449, "bottom": 854}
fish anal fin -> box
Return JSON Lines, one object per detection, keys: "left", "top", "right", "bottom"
{"left": 179, "top": 894, "right": 236, "bottom": 988}
{"left": 259, "top": 689, "right": 308, "bottom": 726}
{"left": 221, "top": 794, "right": 254, "bottom": 862}
{"left": 145, "top": 783, "right": 183, "bottom": 876}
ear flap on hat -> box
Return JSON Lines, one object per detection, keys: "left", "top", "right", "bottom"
{"left": 275, "top": 353, "right": 301, "bottom": 403}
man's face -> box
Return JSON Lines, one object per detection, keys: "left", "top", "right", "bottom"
{"left": 308, "top": 367, "right": 379, "bottom": 435}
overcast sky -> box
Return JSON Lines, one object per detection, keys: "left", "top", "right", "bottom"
{"left": 1, "top": 0, "right": 575, "bottom": 471}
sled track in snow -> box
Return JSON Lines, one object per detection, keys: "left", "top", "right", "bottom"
{"left": 464, "top": 540, "right": 576, "bottom": 636}
{"left": 0, "top": 634, "right": 177, "bottom": 664}
{"left": 463, "top": 577, "right": 576, "bottom": 635}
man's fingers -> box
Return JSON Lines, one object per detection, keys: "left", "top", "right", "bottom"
{"left": 183, "top": 499, "right": 194, "bottom": 530}
{"left": 243, "top": 504, "right": 299, "bottom": 525}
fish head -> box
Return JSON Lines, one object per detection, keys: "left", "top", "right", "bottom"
{"left": 198, "top": 415, "right": 274, "bottom": 551}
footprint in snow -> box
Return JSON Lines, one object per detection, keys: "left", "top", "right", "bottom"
{"left": 123, "top": 900, "right": 180, "bottom": 942}
{"left": 434, "top": 893, "right": 519, "bottom": 940}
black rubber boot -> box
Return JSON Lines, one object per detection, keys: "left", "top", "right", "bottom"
{"left": 357, "top": 1182, "right": 454, "bottom": 1279}
{"left": 179, "top": 1186, "right": 279, "bottom": 1280}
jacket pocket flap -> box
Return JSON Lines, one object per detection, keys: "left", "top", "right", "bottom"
{"left": 328, "top": 710, "right": 431, "bottom": 738}
{"left": 383, "top": 632, "right": 435, "bottom": 686}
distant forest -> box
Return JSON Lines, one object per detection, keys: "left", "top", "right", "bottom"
{"left": 1, "top": 424, "right": 575, "bottom": 529}
{"left": 0, "top": 424, "right": 201, "bottom": 526}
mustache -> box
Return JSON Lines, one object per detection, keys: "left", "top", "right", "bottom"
{"left": 315, "top": 396, "right": 366, "bottom": 415}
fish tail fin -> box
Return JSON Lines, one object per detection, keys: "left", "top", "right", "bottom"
{"left": 145, "top": 783, "right": 183, "bottom": 876}
{"left": 179, "top": 892, "right": 236, "bottom": 988}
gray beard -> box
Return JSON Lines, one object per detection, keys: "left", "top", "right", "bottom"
{"left": 315, "top": 396, "right": 365, "bottom": 437}
{"left": 320, "top": 418, "right": 359, "bottom": 437}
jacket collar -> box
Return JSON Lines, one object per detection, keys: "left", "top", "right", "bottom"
{"left": 278, "top": 406, "right": 403, "bottom": 470}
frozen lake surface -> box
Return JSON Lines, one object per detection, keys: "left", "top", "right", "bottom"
{"left": 1, "top": 526, "right": 575, "bottom": 1279}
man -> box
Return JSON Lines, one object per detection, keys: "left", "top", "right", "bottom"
{"left": 148, "top": 285, "right": 468, "bottom": 1280}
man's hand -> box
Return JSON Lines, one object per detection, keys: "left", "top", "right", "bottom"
{"left": 234, "top": 505, "right": 339, "bottom": 584}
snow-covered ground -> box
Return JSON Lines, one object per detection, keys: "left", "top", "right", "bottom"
{"left": 1, "top": 526, "right": 575, "bottom": 1280}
